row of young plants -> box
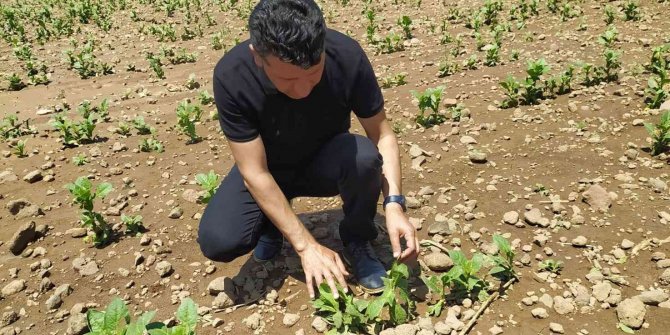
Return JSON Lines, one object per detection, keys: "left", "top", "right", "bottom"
{"left": 83, "top": 296, "right": 198, "bottom": 335}
{"left": 65, "top": 169, "right": 219, "bottom": 247}
{"left": 312, "top": 235, "right": 518, "bottom": 334}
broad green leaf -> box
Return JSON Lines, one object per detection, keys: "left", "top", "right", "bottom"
{"left": 489, "top": 266, "right": 506, "bottom": 275}
{"left": 96, "top": 182, "right": 113, "bottom": 199}
{"left": 332, "top": 311, "right": 343, "bottom": 329}
{"left": 492, "top": 234, "right": 511, "bottom": 255}
{"left": 391, "top": 261, "right": 410, "bottom": 279}
{"left": 366, "top": 297, "right": 386, "bottom": 319}
{"left": 448, "top": 250, "right": 466, "bottom": 266}
{"left": 86, "top": 310, "right": 105, "bottom": 332}
{"left": 427, "top": 300, "right": 444, "bottom": 317}
{"left": 644, "top": 123, "right": 656, "bottom": 136}
{"left": 168, "top": 325, "right": 188, "bottom": 335}
{"left": 176, "top": 298, "right": 198, "bottom": 331}
{"left": 102, "top": 297, "right": 129, "bottom": 332}
{"left": 617, "top": 322, "right": 635, "bottom": 334}
{"left": 390, "top": 302, "right": 407, "bottom": 324}
{"left": 353, "top": 298, "right": 368, "bottom": 312}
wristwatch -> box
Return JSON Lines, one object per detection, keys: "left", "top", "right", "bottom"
{"left": 383, "top": 195, "right": 407, "bottom": 212}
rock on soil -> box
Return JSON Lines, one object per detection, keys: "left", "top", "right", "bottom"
{"left": 636, "top": 290, "right": 669, "bottom": 305}
{"left": 72, "top": 258, "right": 99, "bottom": 276}
{"left": 424, "top": 252, "right": 453, "bottom": 271}
{"left": 311, "top": 316, "right": 328, "bottom": 333}
{"left": 553, "top": 296, "right": 575, "bottom": 315}
{"left": 503, "top": 211, "right": 519, "bottom": 224}
{"left": 243, "top": 312, "right": 262, "bottom": 330}
{"left": 617, "top": 298, "right": 646, "bottom": 329}
{"left": 212, "top": 292, "right": 234, "bottom": 309}
{"left": 571, "top": 236, "right": 588, "bottom": 247}
{"left": 524, "top": 208, "right": 549, "bottom": 227}
{"left": 581, "top": 184, "right": 612, "bottom": 212}
{"left": 155, "top": 261, "right": 173, "bottom": 277}
{"left": 531, "top": 307, "right": 549, "bottom": 319}
{"left": 660, "top": 269, "right": 670, "bottom": 285}
{"left": 66, "top": 313, "right": 88, "bottom": 335}
{"left": 1, "top": 280, "right": 26, "bottom": 297}
{"left": 7, "top": 221, "right": 36, "bottom": 255}
{"left": 0, "top": 170, "right": 18, "bottom": 184}
{"left": 549, "top": 323, "right": 565, "bottom": 334}
{"left": 283, "top": 313, "right": 300, "bottom": 327}
{"left": 22, "top": 170, "right": 43, "bottom": 183}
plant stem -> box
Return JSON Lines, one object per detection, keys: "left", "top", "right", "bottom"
{"left": 458, "top": 278, "right": 516, "bottom": 335}
{"left": 419, "top": 239, "right": 450, "bottom": 254}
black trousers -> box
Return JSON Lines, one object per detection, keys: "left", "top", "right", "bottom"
{"left": 197, "top": 133, "right": 383, "bottom": 263}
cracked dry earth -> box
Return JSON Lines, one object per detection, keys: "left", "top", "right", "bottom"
{"left": 1, "top": 0, "right": 670, "bottom": 335}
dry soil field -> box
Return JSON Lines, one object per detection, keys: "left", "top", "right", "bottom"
{"left": 1, "top": 0, "right": 670, "bottom": 335}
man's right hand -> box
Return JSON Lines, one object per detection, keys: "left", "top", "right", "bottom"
{"left": 297, "top": 241, "right": 350, "bottom": 299}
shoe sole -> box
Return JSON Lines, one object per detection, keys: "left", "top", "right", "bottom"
{"left": 341, "top": 253, "right": 385, "bottom": 295}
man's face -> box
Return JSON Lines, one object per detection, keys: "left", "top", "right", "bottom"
{"left": 250, "top": 45, "right": 325, "bottom": 100}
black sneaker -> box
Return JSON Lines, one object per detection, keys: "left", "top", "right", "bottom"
{"left": 342, "top": 240, "right": 386, "bottom": 294}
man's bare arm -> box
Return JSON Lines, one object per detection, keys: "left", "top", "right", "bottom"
{"left": 227, "top": 136, "right": 349, "bottom": 298}
{"left": 359, "top": 109, "right": 418, "bottom": 261}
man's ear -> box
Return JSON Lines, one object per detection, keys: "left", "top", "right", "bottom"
{"left": 249, "top": 44, "right": 263, "bottom": 67}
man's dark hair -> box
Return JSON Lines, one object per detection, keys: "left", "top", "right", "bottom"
{"left": 249, "top": 0, "right": 326, "bottom": 69}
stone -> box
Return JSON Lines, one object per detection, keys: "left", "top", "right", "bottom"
{"left": 208, "top": 276, "right": 234, "bottom": 296}
{"left": 424, "top": 252, "right": 453, "bottom": 271}
{"left": 67, "top": 313, "right": 88, "bottom": 335}
{"left": 394, "top": 324, "right": 419, "bottom": 335}
{"left": 572, "top": 236, "right": 588, "bottom": 247}
{"left": 531, "top": 307, "right": 549, "bottom": 319}
{"left": 45, "top": 293, "right": 62, "bottom": 310}
{"left": 78, "top": 260, "right": 99, "bottom": 276}
{"left": 460, "top": 136, "right": 477, "bottom": 144}
{"left": 468, "top": 151, "right": 487, "bottom": 163}
{"left": 503, "top": 211, "right": 519, "bottom": 225}
{"left": 6, "top": 199, "right": 29, "bottom": 215}
{"left": 112, "top": 142, "right": 127, "bottom": 152}
{"left": 434, "top": 322, "right": 452, "bottom": 335}
{"left": 649, "top": 178, "right": 668, "bottom": 193}
{"left": 660, "top": 269, "right": 670, "bottom": 285}
{"left": 539, "top": 294, "right": 553, "bottom": 308}
{"left": 408, "top": 145, "right": 424, "bottom": 158}
{"left": 617, "top": 298, "right": 646, "bottom": 329}
{"left": 621, "top": 239, "right": 635, "bottom": 250}
{"left": 660, "top": 99, "right": 670, "bottom": 111}
{"left": 243, "top": 312, "right": 262, "bottom": 330}
{"left": 0, "top": 170, "right": 18, "bottom": 184}
{"left": 582, "top": 184, "right": 611, "bottom": 212}
{"left": 658, "top": 259, "right": 670, "bottom": 269}
{"left": 524, "top": 208, "right": 549, "bottom": 227}
{"left": 311, "top": 316, "right": 328, "bottom": 333}
{"left": 7, "top": 221, "right": 36, "bottom": 255}
{"left": 212, "top": 292, "right": 234, "bottom": 309}
{"left": 0, "top": 311, "right": 18, "bottom": 328}
{"left": 549, "top": 323, "right": 564, "bottom": 334}
{"left": 67, "top": 228, "right": 88, "bottom": 238}
{"left": 155, "top": 261, "right": 173, "bottom": 277}
{"left": 283, "top": 313, "right": 300, "bottom": 327}
{"left": 1, "top": 280, "right": 26, "bottom": 297}
{"left": 22, "top": 170, "right": 43, "bottom": 183}
{"left": 168, "top": 207, "right": 183, "bottom": 219}
{"left": 489, "top": 325, "right": 503, "bottom": 335}
{"left": 592, "top": 282, "right": 612, "bottom": 302}
{"left": 181, "top": 189, "right": 201, "bottom": 203}
{"left": 636, "top": 290, "right": 669, "bottom": 305}
{"left": 553, "top": 296, "right": 575, "bottom": 315}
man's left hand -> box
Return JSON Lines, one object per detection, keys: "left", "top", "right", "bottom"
{"left": 385, "top": 203, "right": 419, "bottom": 262}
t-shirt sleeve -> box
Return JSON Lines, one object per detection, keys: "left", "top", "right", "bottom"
{"left": 213, "top": 73, "right": 259, "bottom": 142}
{"left": 351, "top": 52, "right": 384, "bottom": 118}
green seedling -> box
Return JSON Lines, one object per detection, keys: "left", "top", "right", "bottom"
{"left": 195, "top": 170, "right": 219, "bottom": 204}
{"left": 132, "top": 116, "right": 154, "bottom": 135}
{"left": 602, "top": 49, "right": 621, "bottom": 82}
{"left": 65, "top": 176, "right": 113, "bottom": 247}
{"left": 72, "top": 153, "right": 88, "bottom": 166}
{"left": 644, "top": 110, "right": 670, "bottom": 156}
{"left": 51, "top": 112, "right": 97, "bottom": 147}
{"left": 185, "top": 73, "right": 199, "bottom": 90}
{"left": 604, "top": 5, "right": 615, "bottom": 25}
{"left": 115, "top": 122, "right": 131, "bottom": 136}
{"left": 377, "top": 33, "right": 404, "bottom": 54}
{"left": 484, "top": 44, "right": 500, "bottom": 67}
{"left": 598, "top": 26, "right": 618, "bottom": 48}
{"left": 489, "top": 234, "right": 518, "bottom": 281}
{"left": 538, "top": 259, "right": 563, "bottom": 274}
{"left": 366, "top": 262, "right": 415, "bottom": 327}
{"left": 8, "top": 73, "right": 26, "bottom": 91}
{"left": 622, "top": 0, "right": 640, "bottom": 21}
{"left": 313, "top": 284, "right": 369, "bottom": 335}
{"left": 84, "top": 297, "right": 198, "bottom": 335}
{"left": 521, "top": 58, "right": 550, "bottom": 105}
{"left": 437, "top": 59, "right": 459, "bottom": 78}
{"left": 11, "top": 139, "right": 27, "bottom": 157}
{"left": 412, "top": 86, "right": 446, "bottom": 128}
{"left": 138, "top": 137, "right": 164, "bottom": 153}
{"left": 447, "top": 250, "right": 489, "bottom": 300}
{"left": 398, "top": 15, "right": 412, "bottom": 39}
{"left": 199, "top": 90, "right": 215, "bottom": 105}
{"left": 146, "top": 52, "right": 164, "bottom": 79}
{"left": 381, "top": 73, "right": 407, "bottom": 88}
{"left": 176, "top": 100, "right": 203, "bottom": 143}
{"left": 121, "top": 214, "right": 144, "bottom": 236}
{"left": 499, "top": 75, "right": 521, "bottom": 108}
{"left": 1, "top": 114, "right": 35, "bottom": 139}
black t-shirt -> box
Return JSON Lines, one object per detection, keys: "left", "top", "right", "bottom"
{"left": 213, "top": 29, "right": 384, "bottom": 174}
